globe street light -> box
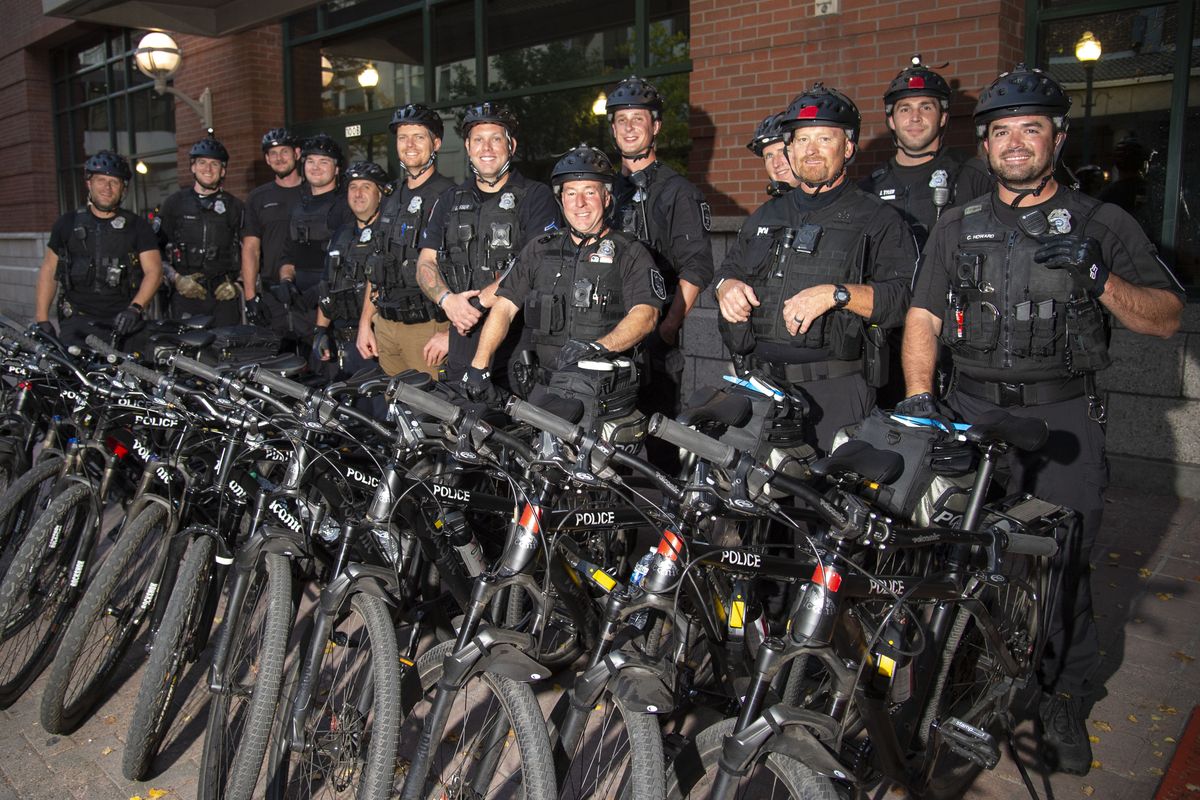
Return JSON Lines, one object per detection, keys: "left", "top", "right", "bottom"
{"left": 592, "top": 90, "right": 607, "bottom": 147}
{"left": 134, "top": 32, "right": 213, "bottom": 132}
{"left": 1075, "top": 31, "right": 1102, "bottom": 165}
{"left": 357, "top": 63, "right": 379, "bottom": 111}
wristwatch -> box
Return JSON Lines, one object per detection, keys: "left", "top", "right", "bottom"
{"left": 832, "top": 284, "right": 851, "bottom": 309}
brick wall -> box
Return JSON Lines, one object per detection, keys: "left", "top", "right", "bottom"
{"left": 173, "top": 26, "right": 288, "bottom": 200}
{"left": 688, "top": 0, "right": 1025, "bottom": 215}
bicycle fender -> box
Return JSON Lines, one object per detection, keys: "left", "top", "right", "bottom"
{"left": 722, "top": 705, "right": 855, "bottom": 782}
{"left": 316, "top": 564, "right": 402, "bottom": 616}
{"left": 234, "top": 524, "right": 309, "bottom": 570}
{"left": 599, "top": 650, "right": 675, "bottom": 714}
{"left": 442, "top": 627, "right": 549, "bottom": 685}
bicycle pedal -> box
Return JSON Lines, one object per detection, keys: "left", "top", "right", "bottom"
{"left": 933, "top": 716, "right": 1000, "bottom": 769}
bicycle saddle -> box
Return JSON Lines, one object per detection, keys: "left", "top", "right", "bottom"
{"left": 176, "top": 315, "right": 213, "bottom": 330}
{"left": 257, "top": 353, "right": 307, "bottom": 377}
{"left": 811, "top": 439, "right": 905, "bottom": 484}
{"left": 965, "top": 409, "right": 1048, "bottom": 452}
{"left": 150, "top": 329, "right": 216, "bottom": 349}
{"left": 678, "top": 387, "right": 753, "bottom": 428}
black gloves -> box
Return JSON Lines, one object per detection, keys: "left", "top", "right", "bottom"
{"left": 112, "top": 304, "right": 143, "bottom": 336}
{"left": 245, "top": 296, "right": 265, "bottom": 326}
{"left": 272, "top": 279, "right": 299, "bottom": 306}
{"left": 463, "top": 365, "right": 505, "bottom": 406}
{"left": 312, "top": 326, "right": 334, "bottom": 362}
{"left": 29, "top": 320, "right": 56, "bottom": 338}
{"left": 556, "top": 339, "right": 609, "bottom": 370}
{"left": 895, "top": 392, "right": 956, "bottom": 431}
{"left": 1034, "top": 235, "right": 1109, "bottom": 298}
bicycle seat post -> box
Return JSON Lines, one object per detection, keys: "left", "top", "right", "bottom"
{"left": 960, "top": 441, "right": 1005, "bottom": 534}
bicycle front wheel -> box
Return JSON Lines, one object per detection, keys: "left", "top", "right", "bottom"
{"left": 399, "top": 638, "right": 557, "bottom": 800}
{"left": 557, "top": 691, "right": 665, "bottom": 800}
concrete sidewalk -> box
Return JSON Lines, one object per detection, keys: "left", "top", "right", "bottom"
{"left": 0, "top": 485, "right": 1193, "bottom": 799}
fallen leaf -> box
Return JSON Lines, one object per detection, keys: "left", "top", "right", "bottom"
{"left": 1172, "top": 651, "right": 1195, "bottom": 663}
{"left": 1088, "top": 735, "right": 1101, "bottom": 743}
{"left": 1165, "top": 736, "right": 1177, "bottom": 743}
{"left": 129, "top": 796, "right": 143, "bottom": 800}
{"left": 1108, "top": 552, "right": 1120, "bottom": 559}
{"left": 1135, "top": 550, "right": 1144, "bottom": 556}
{"left": 1129, "top": 714, "right": 1139, "bottom": 723}
{"left": 1091, "top": 760, "right": 1102, "bottom": 769}
{"left": 1159, "top": 705, "right": 1178, "bottom": 715}
{"left": 1155, "top": 751, "right": 1164, "bottom": 758}
{"left": 1093, "top": 720, "right": 1113, "bottom": 732}
{"left": 1157, "top": 592, "right": 1174, "bottom": 601}
{"left": 1185, "top": 783, "right": 1198, "bottom": 791}
{"left": 1081, "top": 787, "right": 1094, "bottom": 797}
{"left": 1150, "top": 767, "right": 1165, "bottom": 776}
{"left": 148, "top": 791, "right": 167, "bottom": 799}
{"left": 1138, "top": 568, "right": 1152, "bottom": 578}
{"left": 1153, "top": 714, "right": 1163, "bottom": 720}
{"left": 100, "top": 747, "right": 113, "bottom": 756}
{"left": 103, "top": 715, "right": 118, "bottom": 725}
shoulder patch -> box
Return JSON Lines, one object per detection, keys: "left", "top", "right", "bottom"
{"left": 650, "top": 268, "right": 667, "bottom": 301}
{"left": 699, "top": 201, "right": 711, "bottom": 231}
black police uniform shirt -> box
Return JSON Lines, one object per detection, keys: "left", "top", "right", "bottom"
{"left": 911, "top": 185, "right": 1185, "bottom": 383}
{"left": 860, "top": 150, "right": 993, "bottom": 248}
{"left": 242, "top": 182, "right": 302, "bottom": 283}
{"left": 496, "top": 229, "right": 664, "bottom": 361}
{"left": 158, "top": 188, "right": 245, "bottom": 280}
{"left": 283, "top": 189, "right": 354, "bottom": 277}
{"left": 611, "top": 161, "right": 714, "bottom": 294}
{"left": 714, "top": 180, "right": 917, "bottom": 364}
{"left": 48, "top": 208, "right": 158, "bottom": 319}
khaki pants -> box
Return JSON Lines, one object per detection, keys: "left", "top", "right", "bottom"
{"left": 373, "top": 315, "right": 448, "bottom": 378}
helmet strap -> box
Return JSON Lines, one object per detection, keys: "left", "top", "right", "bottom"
{"left": 403, "top": 153, "right": 436, "bottom": 182}
{"left": 472, "top": 156, "right": 513, "bottom": 188}
{"left": 766, "top": 181, "right": 792, "bottom": 197}
{"left": 355, "top": 207, "right": 381, "bottom": 227}
{"left": 560, "top": 191, "right": 612, "bottom": 244}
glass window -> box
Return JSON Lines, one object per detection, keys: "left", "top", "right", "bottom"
{"left": 129, "top": 154, "right": 180, "bottom": 216}
{"left": 648, "top": 0, "right": 689, "bottom": 67}
{"left": 345, "top": 132, "right": 392, "bottom": 169}
{"left": 433, "top": 0, "right": 476, "bottom": 102}
{"left": 1169, "top": 7, "right": 1200, "bottom": 283}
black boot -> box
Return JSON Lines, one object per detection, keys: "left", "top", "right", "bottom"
{"left": 1039, "top": 691, "right": 1093, "bottom": 775}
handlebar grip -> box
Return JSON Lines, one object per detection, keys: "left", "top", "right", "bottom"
{"left": 85, "top": 335, "right": 121, "bottom": 359}
{"left": 647, "top": 413, "right": 738, "bottom": 470}
{"left": 118, "top": 360, "right": 162, "bottom": 386}
{"left": 391, "top": 382, "right": 462, "bottom": 424}
{"left": 170, "top": 355, "right": 223, "bottom": 384}
{"left": 1002, "top": 531, "right": 1059, "bottom": 558}
{"left": 505, "top": 398, "right": 582, "bottom": 445}
{"left": 247, "top": 366, "right": 311, "bottom": 401}
{"left": 10, "top": 331, "right": 45, "bottom": 355}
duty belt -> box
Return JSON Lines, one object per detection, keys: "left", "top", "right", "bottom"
{"left": 331, "top": 325, "right": 358, "bottom": 342}
{"left": 755, "top": 358, "right": 862, "bottom": 383}
{"left": 955, "top": 373, "right": 1087, "bottom": 407}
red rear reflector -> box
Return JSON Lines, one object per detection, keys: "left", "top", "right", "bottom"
{"left": 908, "top": 76, "right": 926, "bottom": 89}
{"left": 798, "top": 105, "right": 819, "bottom": 119}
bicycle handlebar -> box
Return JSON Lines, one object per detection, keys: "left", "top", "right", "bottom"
{"left": 117, "top": 359, "right": 163, "bottom": 387}
{"left": 647, "top": 413, "right": 738, "bottom": 470}
{"left": 170, "top": 355, "right": 223, "bottom": 385}
{"left": 390, "top": 382, "right": 463, "bottom": 425}
{"left": 505, "top": 398, "right": 582, "bottom": 445}
{"left": 245, "top": 365, "right": 311, "bottom": 402}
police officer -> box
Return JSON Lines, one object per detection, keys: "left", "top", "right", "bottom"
{"left": 277, "top": 134, "right": 353, "bottom": 350}
{"left": 357, "top": 105, "right": 455, "bottom": 378}
{"left": 747, "top": 112, "right": 797, "bottom": 197}
{"left": 34, "top": 151, "right": 163, "bottom": 346}
{"left": 861, "top": 56, "right": 992, "bottom": 248}
{"left": 313, "top": 161, "right": 390, "bottom": 378}
{"left": 899, "top": 65, "right": 1184, "bottom": 775}
{"left": 415, "top": 102, "right": 560, "bottom": 391}
{"left": 242, "top": 128, "right": 303, "bottom": 330}
{"left": 466, "top": 145, "right": 662, "bottom": 402}
{"left": 158, "top": 134, "right": 244, "bottom": 327}
{"left": 714, "top": 83, "right": 917, "bottom": 452}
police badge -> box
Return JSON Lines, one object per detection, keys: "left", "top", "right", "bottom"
{"left": 498, "top": 192, "right": 516, "bottom": 210}
{"left": 929, "top": 169, "right": 949, "bottom": 189}
{"left": 111, "top": 216, "right": 126, "bottom": 230}
{"left": 597, "top": 239, "right": 616, "bottom": 258}
{"left": 408, "top": 195, "right": 423, "bottom": 214}
{"left": 213, "top": 199, "right": 226, "bottom": 214}
{"left": 1047, "top": 208, "right": 1073, "bottom": 234}
{"left": 359, "top": 227, "right": 373, "bottom": 243}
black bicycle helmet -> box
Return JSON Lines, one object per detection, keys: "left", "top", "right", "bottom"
{"left": 261, "top": 127, "right": 296, "bottom": 152}
{"left": 83, "top": 150, "right": 133, "bottom": 181}
{"left": 300, "top": 133, "right": 344, "bottom": 164}
{"left": 550, "top": 144, "right": 615, "bottom": 192}
{"left": 189, "top": 134, "right": 229, "bottom": 164}
{"left": 747, "top": 112, "right": 787, "bottom": 157}
{"left": 389, "top": 104, "right": 445, "bottom": 139}
{"left": 605, "top": 75, "right": 664, "bottom": 122}
{"left": 780, "top": 83, "right": 861, "bottom": 143}
{"left": 974, "top": 64, "right": 1071, "bottom": 139}
{"left": 884, "top": 55, "right": 952, "bottom": 113}
{"left": 343, "top": 160, "right": 391, "bottom": 192}
{"left": 460, "top": 102, "right": 519, "bottom": 138}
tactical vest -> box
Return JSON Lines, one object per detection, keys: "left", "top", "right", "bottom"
{"left": 289, "top": 191, "right": 339, "bottom": 249}
{"left": 746, "top": 209, "right": 866, "bottom": 360}
{"left": 438, "top": 184, "right": 524, "bottom": 294}
{"left": 615, "top": 163, "right": 679, "bottom": 296}
{"left": 319, "top": 223, "right": 376, "bottom": 324}
{"left": 941, "top": 194, "right": 1111, "bottom": 381}
{"left": 523, "top": 231, "right": 629, "bottom": 366}
{"left": 166, "top": 191, "right": 239, "bottom": 278}
{"left": 374, "top": 187, "right": 443, "bottom": 324}
{"left": 57, "top": 209, "right": 143, "bottom": 305}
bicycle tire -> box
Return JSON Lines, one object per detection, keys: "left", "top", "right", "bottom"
{"left": 558, "top": 692, "right": 665, "bottom": 800}
{"left": 0, "top": 482, "right": 96, "bottom": 707}
{"left": 666, "top": 717, "right": 840, "bottom": 800}
{"left": 123, "top": 534, "right": 216, "bottom": 781}
{"left": 0, "top": 455, "right": 61, "bottom": 557}
{"left": 198, "top": 551, "right": 293, "bottom": 800}
{"left": 40, "top": 502, "right": 171, "bottom": 733}
{"left": 268, "top": 592, "right": 402, "bottom": 800}
{"left": 399, "top": 638, "right": 557, "bottom": 800}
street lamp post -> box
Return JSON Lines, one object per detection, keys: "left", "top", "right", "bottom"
{"left": 358, "top": 63, "right": 379, "bottom": 112}
{"left": 134, "top": 32, "right": 214, "bottom": 132}
{"left": 592, "top": 90, "right": 607, "bottom": 148}
{"left": 1075, "top": 31, "right": 1102, "bottom": 165}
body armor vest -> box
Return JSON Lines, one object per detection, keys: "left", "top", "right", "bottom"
{"left": 941, "top": 193, "right": 1111, "bottom": 381}
{"left": 746, "top": 206, "right": 866, "bottom": 360}
{"left": 438, "top": 184, "right": 524, "bottom": 294}
{"left": 166, "top": 191, "right": 239, "bottom": 278}
{"left": 374, "top": 187, "right": 443, "bottom": 324}
{"left": 615, "top": 163, "right": 679, "bottom": 297}
{"left": 523, "top": 232, "right": 630, "bottom": 366}
{"left": 866, "top": 150, "right": 963, "bottom": 246}
{"left": 57, "top": 209, "right": 142, "bottom": 305}
{"left": 289, "top": 191, "right": 339, "bottom": 249}
{"left": 319, "top": 223, "right": 376, "bottom": 324}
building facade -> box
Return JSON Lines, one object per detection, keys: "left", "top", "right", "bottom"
{"left": 1, "top": 0, "right": 1198, "bottom": 494}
